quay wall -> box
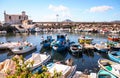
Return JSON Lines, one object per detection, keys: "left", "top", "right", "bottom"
{"left": 34, "top": 22, "right": 120, "bottom": 29}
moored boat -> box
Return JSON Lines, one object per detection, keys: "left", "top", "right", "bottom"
{"left": 73, "top": 71, "right": 96, "bottom": 78}
{"left": 46, "top": 62, "right": 76, "bottom": 78}
{"left": 94, "top": 42, "right": 110, "bottom": 53}
{"left": 51, "top": 34, "right": 69, "bottom": 52}
{"left": 108, "top": 51, "right": 120, "bottom": 63}
{"left": 69, "top": 43, "right": 83, "bottom": 55}
{"left": 26, "top": 53, "right": 51, "bottom": 70}
{"left": 11, "top": 43, "right": 36, "bottom": 54}
{"left": 41, "top": 35, "right": 53, "bottom": 49}
{"left": 98, "top": 59, "right": 120, "bottom": 78}
{"left": 108, "top": 35, "right": 120, "bottom": 42}
{"left": 0, "top": 53, "right": 51, "bottom": 77}
{"left": 97, "top": 69, "right": 117, "bottom": 78}
{"left": 78, "top": 35, "right": 93, "bottom": 44}
{"left": 0, "top": 42, "right": 20, "bottom": 50}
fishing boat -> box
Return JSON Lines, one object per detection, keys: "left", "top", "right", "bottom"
{"left": 41, "top": 35, "right": 53, "bottom": 49}
{"left": 108, "top": 35, "right": 120, "bottom": 42}
{"left": 108, "top": 51, "right": 120, "bottom": 63}
{"left": 111, "top": 43, "right": 120, "bottom": 51}
{"left": 0, "top": 42, "right": 20, "bottom": 50}
{"left": 46, "top": 62, "right": 76, "bottom": 78}
{"left": 97, "top": 69, "right": 117, "bottom": 78}
{"left": 98, "top": 59, "right": 120, "bottom": 78}
{"left": 0, "top": 53, "right": 51, "bottom": 77}
{"left": 26, "top": 53, "right": 51, "bottom": 70}
{"left": 51, "top": 34, "right": 69, "bottom": 52}
{"left": 11, "top": 43, "right": 36, "bottom": 54}
{"left": 78, "top": 35, "right": 93, "bottom": 44}
{"left": 94, "top": 42, "right": 110, "bottom": 53}
{"left": 0, "top": 41, "right": 30, "bottom": 50}
{"left": 69, "top": 43, "right": 83, "bottom": 55}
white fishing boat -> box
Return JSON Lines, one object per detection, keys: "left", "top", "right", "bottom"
{"left": 94, "top": 42, "right": 110, "bottom": 53}
{"left": 0, "top": 41, "right": 26, "bottom": 50}
{"left": 11, "top": 43, "right": 36, "bottom": 54}
{"left": 0, "top": 53, "right": 51, "bottom": 77}
{"left": 0, "top": 42, "right": 19, "bottom": 50}
{"left": 46, "top": 62, "right": 76, "bottom": 78}
{"left": 26, "top": 53, "right": 51, "bottom": 70}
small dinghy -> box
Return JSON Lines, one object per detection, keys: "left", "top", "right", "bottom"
{"left": 26, "top": 53, "right": 51, "bottom": 70}
{"left": 11, "top": 43, "right": 36, "bottom": 54}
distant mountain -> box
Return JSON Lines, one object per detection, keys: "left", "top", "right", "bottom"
{"left": 62, "top": 19, "right": 73, "bottom": 22}
{"left": 111, "top": 20, "right": 120, "bottom": 23}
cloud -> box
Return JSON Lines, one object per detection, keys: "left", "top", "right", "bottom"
{"left": 89, "top": 5, "right": 113, "bottom": 12}
{"left": 45, "top": 4, "right": 72, "bottom": 21}
{"left": 48, "top": 4, "right": 69, "bottom": 12}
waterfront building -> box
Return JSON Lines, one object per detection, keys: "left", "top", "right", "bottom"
{"left": 4, "top": 11, "right": 32, "bottom": 25}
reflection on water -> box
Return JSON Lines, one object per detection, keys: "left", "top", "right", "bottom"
{"left": 0, "top": 32, "right": 119, "bottom": 72}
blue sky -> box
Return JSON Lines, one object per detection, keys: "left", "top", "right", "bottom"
{"left": 0, "top": 0, "right": 120, "bottom": 22}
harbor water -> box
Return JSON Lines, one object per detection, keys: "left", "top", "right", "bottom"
{"left": 0, "top": 31, "right": 116, "bottom": 73}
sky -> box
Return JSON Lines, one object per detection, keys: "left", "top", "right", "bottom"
{"left": 0, "top": 0, "right": 120, "bottom": 22}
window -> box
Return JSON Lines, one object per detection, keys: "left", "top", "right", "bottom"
{"left": 9, "top": 16, "right": 11, "bottom": 19}
{"left": 19, "top": 16, "right": 21, "bottom": 19}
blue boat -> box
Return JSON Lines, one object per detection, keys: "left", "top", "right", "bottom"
{"left": 97, "top": 69, "right": 117, "bottom": 78}
{"left": 41, "top": 36, "right": 53, "bottom": 49}
{"left": 69, "top": 43, "right": 83, "bottom": 55}
{"left": 108, "top": 51, "right": 120, "bottom": 63}
{"left": 51, "top": 34, "right": 70, "bottom": 52}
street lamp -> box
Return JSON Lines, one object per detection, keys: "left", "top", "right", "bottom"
{"left": 56, "top": 14, "right": 59, "bottom": 22}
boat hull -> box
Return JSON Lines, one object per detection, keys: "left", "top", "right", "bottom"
{"left": 78, "top": 39, "right": 93, "bottom": 44}
{"left": 11, "top": 45, "right": 36, "bottom": 54}
{"left": 97, "top": 69, "right": 117, "bottom": 78}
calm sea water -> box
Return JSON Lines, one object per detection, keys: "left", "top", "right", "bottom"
{"left": 0, "top": 31, "right": 112, "bottom": 73}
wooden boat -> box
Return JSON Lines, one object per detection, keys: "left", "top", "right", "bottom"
{"left": 98, "top": 59, "right": 120, "bottom": 77}
{"left": 108, "top": 51, "right": 120, "bottom": 63}
{"left": 26, "top": 53, "right": 51, "bottom": 70}
{"left": 97, "top": 69, "right": 117, "bottom": 78}
{"left": 51, "top": 34, "right": 69, "bottom": 52}
{"left": 69, "top": 43, "right": 83, "bottom": 55}
{"left": 52, "top": 44, "right": 67, "bottom": 52}
{"left": 108, "top": 35, "right": 120, "bottom": 42}
{"left": 46, "top": 62, "right": 76, "bottom": 78}
{"left": 78, "top": 35, "right": 93, "bottom": 44}
{"left": 41, "top": 36, "right": 53, "bottom": 49}
{"left": 11, "top": 44, "right": 36, "bottom": 54}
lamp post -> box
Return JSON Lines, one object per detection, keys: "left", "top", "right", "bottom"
{"left": 56, "top": 14, "right": 59, "bottom": 22}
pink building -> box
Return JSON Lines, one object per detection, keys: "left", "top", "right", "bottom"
{"left": 4, "top": 11, "right": 32, "bottom": 24}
